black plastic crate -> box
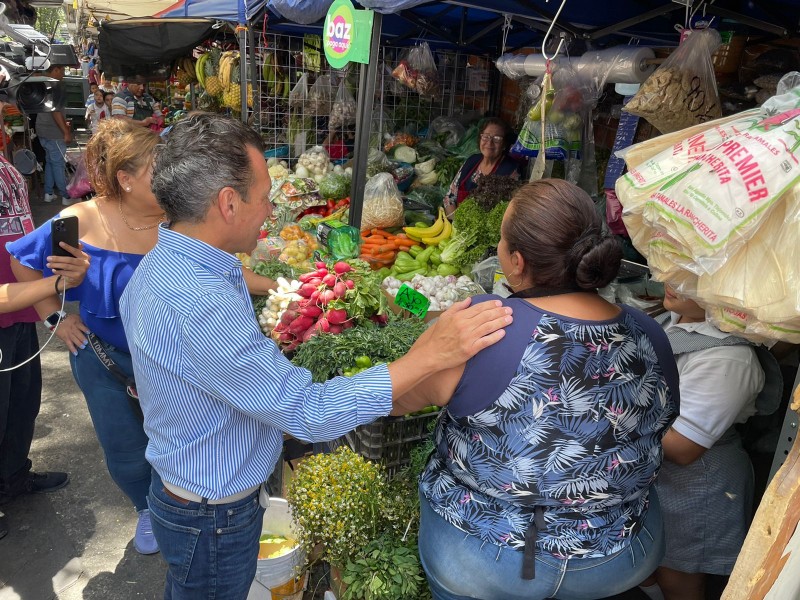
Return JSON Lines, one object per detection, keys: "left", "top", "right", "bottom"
{"left": 334, "top": 411, "right": 440, "bottom": 477}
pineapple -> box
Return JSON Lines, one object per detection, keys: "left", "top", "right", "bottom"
{"left": 205, "top": 76, "right": 223, "bottom": 96}
{"left": 224, "top": 58, "right": 241, "bottom": 108}
{"left": 203, "top": 49, "right": 223, "bottom": 96}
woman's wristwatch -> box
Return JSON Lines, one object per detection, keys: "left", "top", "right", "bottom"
{"left": 44, "top": 310, "right": 68, "bottom": 331}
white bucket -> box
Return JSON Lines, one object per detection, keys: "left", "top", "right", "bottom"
{"left": 247, "top": 497, "right": 306, "bottom": 600}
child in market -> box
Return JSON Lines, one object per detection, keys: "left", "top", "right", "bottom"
{"left": 85, "top": 88, "right": 110, "bottom": 135}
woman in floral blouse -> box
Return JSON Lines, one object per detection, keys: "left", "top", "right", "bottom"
{"left": 407, "top": 179, "right": 680, "bottom": 600}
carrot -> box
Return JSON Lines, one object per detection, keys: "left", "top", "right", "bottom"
{"left": 371, "top": 251, "right": 396, "bottom": 262}
{"left": 371, "top": 228, "right": 396, "bottom": 238}
{"left": 394, "top": 238, "right": 417, "bottom": 247}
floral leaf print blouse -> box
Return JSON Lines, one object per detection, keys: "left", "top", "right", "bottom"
{"left": 420, "top": 297, "right": 679, "bottom": 560}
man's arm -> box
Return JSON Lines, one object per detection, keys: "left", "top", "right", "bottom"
{"left": 242, "top": 267, "right": 276, "bottom": 296}
{"left": 52, "top": 110, "right": 72, "bottom": 144}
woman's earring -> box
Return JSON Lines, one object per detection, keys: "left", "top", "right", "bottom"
{"left": 125, "top": 187, "right": 131, "bottom": 192}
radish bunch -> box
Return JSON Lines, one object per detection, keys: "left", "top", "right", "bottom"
{"left": 272, "top": 261, "right": 356, "bottom": 352}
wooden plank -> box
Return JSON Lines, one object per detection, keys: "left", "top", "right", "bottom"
{"left": 723, "top": 384, "right": 800, "bottom": 599}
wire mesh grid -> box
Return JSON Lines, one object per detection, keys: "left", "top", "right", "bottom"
{"left": 248, "top": 30, "right": 491, "bottom": 163}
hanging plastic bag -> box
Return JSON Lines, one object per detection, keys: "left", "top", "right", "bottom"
{"left": 361, "top": 173, "right": 404, "bottom": 231}
{"left": 67, "top": 154, "right": 92, "bottom": 199}
{"left": 624, "top": 29, "right": 722, "bottom": 134}
{"left": 429, "top": 116, "right": 465, "bottom": 147}
{"left": 289, "top": 73, "right": 309, "bottom": 110}
{"left": 329, "top": 80, "right": 357, "bottom": 129}
{"left": 307, "top": 74, "right": 333, "bottom": 114}
{"left": 392, "top": 42, "right": 440, "bottom": 98}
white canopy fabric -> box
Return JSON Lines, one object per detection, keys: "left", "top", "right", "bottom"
{"left": 80, "top": 0, "right": 177, "bottom": 19}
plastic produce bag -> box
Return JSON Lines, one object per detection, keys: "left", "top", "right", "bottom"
{"left": 624, "top": 29, "right": 722, "bottom": 134}
{"left": 366, "top": 148, "right": 392, "bottom": 178}
{"left": 429, "top": 116, "right": 465, "bottom": 147}
{"left": 392, "top": 42, "right": 440, "bottom": 98}
{"left": 307, "top": 74, "right": 333, "bottom": 114}
{"left": 361, "top": 173, "right": 404, "bottom": 231}
{"left": 66, "top": 153, "right": 92, "bottom": 199}
{"left": 289, "top": 73, "right": 309, "bottom": 110}
{"left": 329, "top": 80, "right": 357, "bottom": 129}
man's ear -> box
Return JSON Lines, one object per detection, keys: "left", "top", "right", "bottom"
{"left": 215, "top": 187, "right": 240, "bottom": 224}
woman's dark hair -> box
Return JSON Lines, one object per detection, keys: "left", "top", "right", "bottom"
{"left": 479, "top": 116, "right": 514, "bottom": 151}
{"left": 502, "top": 179, "right": 622, "bottom": 290}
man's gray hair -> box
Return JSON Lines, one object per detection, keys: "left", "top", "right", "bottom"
{"left": 152, "top": 113, "right": 264, "bottom": 224}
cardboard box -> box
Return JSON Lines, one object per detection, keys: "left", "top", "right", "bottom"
{"left": 383, "top": 289, "right": 443, "bottom": 323}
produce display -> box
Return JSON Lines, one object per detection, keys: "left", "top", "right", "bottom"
{"left": 360, "top": 228, "right": 418, "bottom": 268}
{"left": 382, "top": 274, "right": 484, "bottom": 312}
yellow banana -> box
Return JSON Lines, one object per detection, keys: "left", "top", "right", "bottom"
{"left": 195, "top": 53, "right": 208, "bottom": 88}
{"left": 422, "top": 214, "right": 452, "bottom": 245}
{"left": 404, "top": 208, "right": 445, "bottom": 239}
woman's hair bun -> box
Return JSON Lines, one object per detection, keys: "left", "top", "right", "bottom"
{"left": 574, "top": 235, "right": 623, "bottom": 289}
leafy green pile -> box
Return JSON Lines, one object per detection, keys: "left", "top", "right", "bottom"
{"left": 251, "top": 257, "right": 301, "bottom": 280}
{"left": 440, "top": 198, "right": 509, "bottom": 269}
{"left": 341, "top": 534, "right": 428, "bottom": 600}
{"left": 436, "top": 155, "right": 464, "bottom": 188}
{"left": 470, "top": 173, "right": 523, "bottom": 211}
{"left": 319, "top": 173, "right": 351, "bottom": 200}
{"left": 291, "top": 317, "right": 427, "bottom": 382}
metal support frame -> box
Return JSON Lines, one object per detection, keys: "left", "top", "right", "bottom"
{"left": 238, "top": 24, "right": 248, "bottom": 120}
{"left": 348, "top": 12, "right": 382, "bottom": 230}
{"left": 248, "top": 24, "right": 259, "bottom": 128}
{"left": 769, "top": 367, "right": 800, "bottom": 482}
{"left": 466, "top": 17, "right": 505, "bottom": 46}
{"left": 397, "top": 9, "right": 461, "bottom": 47}
{"left": 708, "top": 7, "right": 788, "bottom": 38}
{"left": 587, "top": 4, "right": 682, "bottom": 40}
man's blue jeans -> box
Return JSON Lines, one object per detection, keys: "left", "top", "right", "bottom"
{"left": 70, "top": 343, "right": 151, "bottom": 511}
{"left": 419, "top": 489, "right": 665, "bottom": 600}
{"left": 40, "top": 137, "right": 68, "bottom": 197}
{"left": 148, "top": 471, "right": 265, "bottom": 600}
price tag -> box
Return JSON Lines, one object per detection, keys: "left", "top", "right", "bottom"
{"left": 394, "top": 284, "right": 430, "bottom": 318}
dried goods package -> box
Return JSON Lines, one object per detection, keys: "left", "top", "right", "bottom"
{"left": 624, "top": 29, "right": 722, "bottom": 133}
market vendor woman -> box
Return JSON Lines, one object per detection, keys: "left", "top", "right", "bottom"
{"left": 443, "top": 117, "right": 524, "bottom": 217}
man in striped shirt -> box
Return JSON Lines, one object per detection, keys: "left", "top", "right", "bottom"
{"left": 120, "top": 113, "right": 513, "bottom": 599}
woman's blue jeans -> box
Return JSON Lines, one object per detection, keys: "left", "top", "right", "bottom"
{"left": 40, "top": 137, "right": 68, "bottom": 197}
{"left": 70, "top": 343, "right": 151, "bottom": 511}
{"left": 419, "top": 489, "right": 665, "bottom": 600}
{"left": 148, "top": 470, "right": 265, "bottom": 600}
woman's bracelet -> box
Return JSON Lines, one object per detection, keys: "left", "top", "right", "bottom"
{"left": 54, "top": 275, "right": 63, "bottom": 296}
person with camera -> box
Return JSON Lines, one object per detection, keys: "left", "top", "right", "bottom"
{"left": 35, "top": 64, "right": 73, "bottom": 205}
{"left": 0, "top": 139, "right": 89, "bottom": 540}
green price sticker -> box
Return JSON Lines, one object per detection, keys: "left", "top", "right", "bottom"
{"left": 394, "top": 284, "right": 430, "bottom": 318}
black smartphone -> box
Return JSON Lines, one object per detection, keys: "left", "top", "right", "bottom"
{"left": 51, "top": 216, "right": 79, "bottom": 257}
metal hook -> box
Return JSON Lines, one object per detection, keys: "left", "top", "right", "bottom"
{"left": 541, "top": 0, "right": 568, "bottom": 61}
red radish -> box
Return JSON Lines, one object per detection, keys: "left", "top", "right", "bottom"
{"left": 329, "top": 324, "right": 343, "bottom": 334}
{"left": 326, "top": 308, "right": 347, "bottom": 325}
{"left": 310, "top": 290, "right": 321, "bottom": 304}
{"left": 333, "top": 282, "right": 347, "bottom": 299}
{"left": 288, "top": 316, "right": 314, "bottom": 334}
{"left": 298, "top": 283, "right": 317, "bottom": 298}
{"left": 298, "top": 272, "right": 315, "bottom": 283}
{"left": 300, "top": 305, "right": 323, "bottom": 318}
{"left": 302, "top": 328, "right": 317, "bottom": 343}
{"left": 342, "top": 320, "right": 354, "bottom": 330}
{"left": 370, "top": 314, "right": 389, "bottom": 325}
{"left": 280, "top": 310, "right": 297, "bottom": 326}
{"left": 319, "top": 289, "right": 335, "bottom": 305}
{"left": 322, "top": 274, "right": 337, "bottom": 287}
{"left": 308, "top": 277, "right": 323, "bottom": 287}
{"left": 345, "top": 280, "right": 355, "bottom": 289}
{"left": 278, "top": 332, "right": 293, "bottom": 343}
{"left": 315, "top": 318, "right": 331, "bottom": 333}
{"left": 288, "top": 300, "right": 300, "bottom": 310}
{"left": 333, "top": 262, "right": 352, "bottom": 275}
{"left": 285, "top": 341, "right": 299, "bottom": 352}
{"left": 315, "top": 261, "right": 327, "bottom": 269}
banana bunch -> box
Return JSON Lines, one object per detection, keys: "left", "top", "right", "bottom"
{"left": 204, "top": 48, "right": 223, "bottom": 96}
{"left": 195, "top": 52, "right": 210, "bottom": 88}
{"left": 175, "top": 57, "right": 197, "bottom": 86}
{"left": 260, "top": 52, "right": 290, "bottom": 98}
{"left": 404, "top": 207, "right": 452, "bottom": 246}
{"left": 218, "top": 50, "right": 240, "bottom": 92}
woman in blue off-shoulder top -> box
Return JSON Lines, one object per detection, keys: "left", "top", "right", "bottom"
{"left": 406, "top": 179, "right": 680, "bottom": 600}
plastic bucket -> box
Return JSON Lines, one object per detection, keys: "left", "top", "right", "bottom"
{"left": 253, "top": 498, "right": 306, "bottom": 599}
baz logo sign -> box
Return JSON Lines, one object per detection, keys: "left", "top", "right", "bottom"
{"left": 324, "top": 0, "right": 374, "bottom": 68}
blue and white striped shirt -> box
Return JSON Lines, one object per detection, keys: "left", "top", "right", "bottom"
{"left": 120, "top": 226, "right": 393, "bottom": 500}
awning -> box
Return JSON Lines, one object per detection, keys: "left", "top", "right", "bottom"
{"left": 82, "top": 0, "right": 268, "bottom": 22}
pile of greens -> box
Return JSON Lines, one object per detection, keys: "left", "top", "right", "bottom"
{"left": 470, "top": 173, "right": 523, "bottom": 211}
{"left": 291, "top": 316, "right": 428, "bottom": 382}
{"left": 435, "top": 156, "right": 464, "bottom": 188}
{"left": 251, "top": 257, "right": 301, "bottom": 280}
{"left": 440, "top": 198, "right": 509, "bottom": 270}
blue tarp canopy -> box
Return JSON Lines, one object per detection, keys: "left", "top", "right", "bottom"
{"left": 262, "top": 0, "right": 800, "bottom": 51}
{"left": 155, "top": 0, "right": 268, "bottom": 22}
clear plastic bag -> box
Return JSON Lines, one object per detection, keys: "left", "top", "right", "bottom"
{"left": 366, "top": 148, "right": 392, "bottom": 178}
{"left": 289, "top": 73, "right": 309, "bottom": 110}
{"left": 429, "top": 116, "right": 465, "bottom": 147}
{"left": 361, "top": 172, "right": 404, "bottom": 231}
{"left": 624, "top": 29, "right": 722, "bottom": 134}
{"left": 392, "top": 42, "right": 440, "bottom": 98}
{"left": 307, "top": 74, "right": 333, "bottom": 114}
{"left": 329, "top": 80, "right": 357, "bottom": 129}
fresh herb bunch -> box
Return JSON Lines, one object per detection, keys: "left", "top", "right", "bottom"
{"left": 341, "top": 535, "right": 429, "bottom": 600}
{"left": 291, "top": 317, "right": 427, "bottom": 382}
{"left": 440, "top": 198, "right": 510, "bottom": 269}
{"left": 380, "top": 471, "right": 421, "bottom": 544}
{"left": 436, "top": 155, "right": 464, "bottom": 188}
{"left": 251, "top": 256, "right": 301, "bottom": 280}
{"left": 470, "top": 173, "right": 523, "bottom": 211}
{"left": 286, "top": 447, "right": 387, "bottom": 567}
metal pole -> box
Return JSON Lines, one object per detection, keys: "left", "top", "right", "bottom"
{"left": 239, "top": 24, "right": 248, "bottom": 121}
{"left": 348, "top": 12, "right": 382, "bottom": 230}
{"left": 248, "top": 23, "right": 259, "bottom": 129}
